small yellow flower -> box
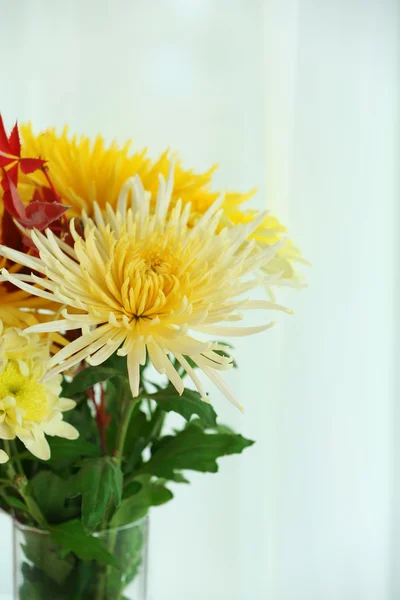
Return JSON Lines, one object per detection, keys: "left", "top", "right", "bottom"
{"left": 17, "top": 123, "right": 304, "bottom": 286}
{"left": 0, "top": 167, "right": 291, "bottom": 411}
{"left": 0, "top": 322, "right": 78, "bottom": 461}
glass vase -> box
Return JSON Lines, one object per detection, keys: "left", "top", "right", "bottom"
{"left": 13, "top": 517, "right": 149, "bottom": 599}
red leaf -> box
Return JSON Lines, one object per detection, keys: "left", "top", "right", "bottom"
{"left": 6, "top": 162, "right": 19, "bottom": 186}
{"left": 0, "top": 154, "right": 16, "bottom": 168}
{"left": 19, "top": 157, "right": 46, "bottom": 174}
{"left": 24, "top": 201, "right": 69, "bottom": 230}
{"left": 1, "top": 209, "right": 22, "bottom": 251}
{"left": 36, "top": 184, "right": 59, "bottom": 204}
{"left": 1, "top": 171, "right": 26, "bottom": 220}
{"left": 0, "top": 115, "right": 10, "bottom": 154}
{"left": 32, "top": 189, "right": 42, "bottom": 202}
{"left": 8, "top": 122, "right": 21, "bottom": 157}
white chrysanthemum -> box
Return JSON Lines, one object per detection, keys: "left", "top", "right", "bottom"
{"left": 0, "top": 167, "right": 291, "bottom": 410}
{"left": 0, "top": 322, "right": 78, "bottom": 461}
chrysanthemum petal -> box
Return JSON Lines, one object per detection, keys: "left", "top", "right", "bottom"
{"left": 0, "top": 165, "right": 292, "bottom": 410}
{"left": 0, "top": 449, "right": 9, "bottom": 463}
{"left": 175, "top": 352, "right": 208, "bottom": 401}
{"left": 200, "top": 364, "right": 244, "bottom": 412}
{"left": 194, "top": 322, "right": 276, "bottom": 337}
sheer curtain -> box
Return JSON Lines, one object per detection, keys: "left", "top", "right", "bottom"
{"left": 0, "top": 2, "right": 399, "bottom": 599}
{"left": 263, "top": 1, "right": 399, "bottom": 599}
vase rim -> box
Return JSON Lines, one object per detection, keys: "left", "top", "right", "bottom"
{"left": 12, "top": 515, "right": 148, "bottom": 535}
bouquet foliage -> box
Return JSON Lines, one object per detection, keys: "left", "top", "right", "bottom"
{"left": 0, "top": 117, "right": 303, "bottom": 597}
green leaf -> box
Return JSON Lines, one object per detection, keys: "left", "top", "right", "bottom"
{"left": 68, "top": 458, "right": 123, "bottom": 533}
{"left": 62, "top": 366, "right": 125, "bottom": 398}
{"left": 20, "top": 562, "right": 75, "bottom": 599}
{"left": 46, "top": 438, "right": 100, "bottom": 463}
{"left": 19, "top": 578, "right": 66, "bottom": 600}
{"left": 4, "top": 494, "right": 27, "bottom": 511}
{"left": 104, "top": 379, "right": 118, "bottom": 452}
{"left": 138, "top": 425, "right": 254, "bottom": 479}
{"left": 50, "top": 520, "right": 118, "bottom": 567}
{"left": 151, "top": 387, "right": 217, "bottom": 427}
{"left": 122, "top": 480, "right": 142, "bottom": 499}
{"left": 103, "top": 523, "right": 146, "bottom": 597}
{"left": 69, "top": 561, "right": 95, "bottom": 598}
{"left": 111, "top": 479, "right": 173, "bottom": 527}
{"left": 13, "top": 438, "right": 100, "bottom": 464}
{"left": 102, "top": 352, "right": 129, "bottom": 377}
{"left": 159, "top": 472, "right": 189, "bottom": 484}
{"left": 123, "top": 410, "right": 151, "bottom": 454}
{"left": 22, "top": 530, "right": 75, "bottom": 585}
{"left": 122, "top": 409, "right": 154, "bottom": 475}
{"left": 31, "top": 471, "right": 75, "bottom": 523}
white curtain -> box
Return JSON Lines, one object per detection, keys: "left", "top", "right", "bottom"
{"left": 0, "top": 2, "right": 399, "bottom": 599}
{"left": 263, "top": 1, "right": 399, "bottom": 599}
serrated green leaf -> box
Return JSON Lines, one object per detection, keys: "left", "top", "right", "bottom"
{"left": 19, "top": 577, "right": 66, "bottom": 600}
{"left": 69, "top": 561, "right": 94, "bottom": 597}
{"left": 45, "top": 438, "right": 100, "bottom": 463}
{"left": 31, "top": 472, "right": 71, "bottom": 523}
{"left": 123, "top": 409, "right": 154, "bottom": 475}
{"left": 68, "top": 458, "right": 123, "bottom": 533}
{"left": 50, "top": 520, "right": 117, "bottom": 567}
{"left": 103, "top": 523, "right": 146, "bottom": 596}
{"left": 122, "top": 480, "right": 142, "bottom": 499}
{"left": 138, "top": 425, "right": 254, "bottom": 479}
{"left": 111, "top": 480, "right": 173, "bottom": 527}
{"left": 164, "top": 472, "right": 190, "bottom": 483}
{"left": 22, "top": 530, "right": 75, "bottom": 585}
{"left": 151, "top": 387, "right": 217, "bottom": 427}
{"left": 62, "top": 366, "right": 126, "bottom": 398}
{"left": 123, "top": 410, "right": 151, "bottom": 454}
{"left": 102, "top": 352, "right": 129, "bottom": 377}
{"left": 15, "top": 438, "right": 100, "bottom": 464}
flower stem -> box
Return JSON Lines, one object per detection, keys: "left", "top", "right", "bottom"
{"left": 95, "top": 394, "right": 142, "bottom": 600}
{"left": 3, "top": 441, "right": 47, "bottom": 529}
{"left": 18, "top": 488, "right": 47, "bottom": 529}
{"left": 10, "top": 440, "right": 24, "bottom": 476}
{"left": 114, "top": 394, "right": 141, "bottom": 464}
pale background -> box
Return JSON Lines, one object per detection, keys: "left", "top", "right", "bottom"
{"left": 0, "top": 1, "right": 399, "bottom": 599}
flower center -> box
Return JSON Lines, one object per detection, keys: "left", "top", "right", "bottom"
{"left": 109, "top": 233, "right": 192, "bottom": 324}
{"left": 0, "top": 362, "right": 49, "bottom": 423}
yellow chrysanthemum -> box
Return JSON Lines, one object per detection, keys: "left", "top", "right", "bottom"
{"left": 18, "top": 123, "right": 304, "bottom": 284}
{"left": 0, "top": 167, "right": 291, "bottom": 410}
{"left": 0, "top": 322, "right": 78, "bottom": 461}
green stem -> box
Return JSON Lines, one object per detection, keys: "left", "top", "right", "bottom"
{"left": 7, "top": 451, "right": 32, "bottom": 463}
{"left": 18, "top": 489, "right": 47, "bottom": 528}
{"left": 3, "top": 441, "right": 47, "bottom": 529}
{"left": 95, "top": 394, "right": 142, "bottom": 600}
{"left": 4, "top": 441, "right": 17, "bottom": 481}
{"left": 149, "top": 406, "right": 166, "bottom": 439}
{"left": 146, "top": 397, "right": 153, "bottom": 417}
{"left": 114, "top": 395, "right": 142, "bottom": 464}
{"left": 10, "top": 440, "right": 24, "bottom": 476}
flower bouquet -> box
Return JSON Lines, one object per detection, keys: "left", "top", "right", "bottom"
{"left": 0, "top": 117, "right": 303, "bottom": 599}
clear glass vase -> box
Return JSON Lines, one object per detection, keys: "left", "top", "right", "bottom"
{"left": 13, "top": 517, "right": 149, "bottom": 599}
